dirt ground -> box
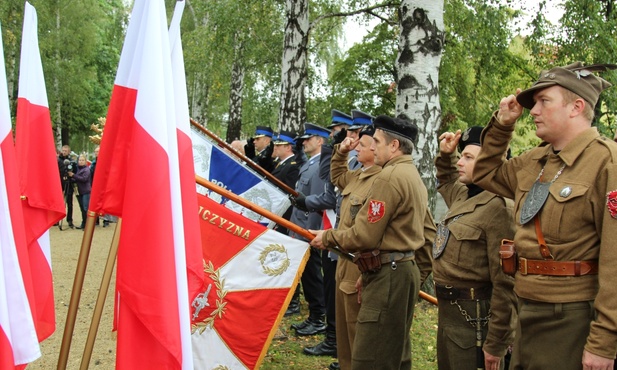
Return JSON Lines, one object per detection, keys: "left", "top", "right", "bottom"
{"left": 29, "top": 197, "right": 117, "bottom": 369}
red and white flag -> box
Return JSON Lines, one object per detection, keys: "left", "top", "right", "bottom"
{"left": 192, "top": 194, "right": 309, "bottom": 369}
{"left": 169, "top": 0, "right": 205, "bottom": 311}
{"left": 0, "top": 20, "right": 41, "bottom": 368}
{"left": 13, "top": 1, "right": 65, "bottom": 343}
{"left": 89, "top": 0, "right": 193, "bottom": 368}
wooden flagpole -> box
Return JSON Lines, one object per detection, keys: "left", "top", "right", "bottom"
{"left": 190, "top": 118, "right": 298, "bottom": 197}
{"left": 196, "top": 175, "right": 437, "bottom": 305}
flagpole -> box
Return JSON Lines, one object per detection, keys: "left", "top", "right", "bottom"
{"left": 57, "top": 212, "right": 98, "bottom": 369}
{"left": 190, "top": 119, "right": 299, "bottom": 197}
{"left": 196, "top": 175, "right": 437, "bottom": 305}
{"left": 80, "top": 218, "right": 121, "bottom": 370}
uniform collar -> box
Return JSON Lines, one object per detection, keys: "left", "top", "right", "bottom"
{"left": 530, "top": 127, "right": 599, "bottom": 166}
{"left": 383, "top": 154, "right": 412, "bottom": 168}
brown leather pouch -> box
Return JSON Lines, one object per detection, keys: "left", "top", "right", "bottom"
{"left": 353, "top": 250, "right": 381, "bottom": 273}
{"left": 499, "top": 239, "right": 517, "bottom": 276}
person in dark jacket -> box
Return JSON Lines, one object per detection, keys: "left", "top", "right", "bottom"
{"left": 70, "top": 154, "right": 91, "bottom": 229}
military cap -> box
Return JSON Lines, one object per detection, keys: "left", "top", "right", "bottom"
{"left": 517, "top": 62, "right": 616, "bottom": 109}
{"left": 253, "top": 126, "right": 274, "bottom": 138}
{"left": 299, "top": 122, "right": 331, "bottom": 139}
{"left": 328, "top": 109, "right": 353, "bottom": 129}
{"left": 349, "top": 109, "right": 374, "bottom": 131}
{"left": 458, "top": 126, "right": 483, "bottom": 152}
{"left": 359, "top": 124, "right": 375, "bottom": 138}
{"left": 373, "top": 115, "right": 418, "bottom": 141}
{"left": 273, "top": 130, "right": 296, "bottom": 145}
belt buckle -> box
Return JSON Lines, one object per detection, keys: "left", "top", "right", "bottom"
{"left": 519, "top": 257, "right": 528, "bottom": 275}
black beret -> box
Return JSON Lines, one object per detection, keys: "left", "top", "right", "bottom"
{"left": 373, "top": 115, "right": 418, "bottom": 141}
{"left": 458, "top": 126, "right": 483, "bottom": 152}
{"left": 517, "top": 62, "right": 616, "bottom": 109}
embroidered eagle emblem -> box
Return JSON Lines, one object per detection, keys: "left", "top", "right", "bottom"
{"left": 367, "top": 200, "right": 385, "bottom": 223}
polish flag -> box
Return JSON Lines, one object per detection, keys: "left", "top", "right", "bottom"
{"left": 0, "top": 20, "right": 41, "bottom": 368}
{"left": 169, "top": 0, "right": 205, "bottom": 311}
{"left": 13, "top": 1, "right": 65, "bottom": 342}
{"left": 88, "top": 0, "right": 193, "bottom": 368}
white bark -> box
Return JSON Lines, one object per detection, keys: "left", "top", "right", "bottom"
{"left": 396, "top": 0, "right": 444, "bottom": 209}
{"left": 277, "top": 0, "right": 309, "bottom": 133}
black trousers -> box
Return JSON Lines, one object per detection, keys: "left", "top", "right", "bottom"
{"left": 322, "top": 251, "right": 337, "bottom": 333}
{"left": 63, "top": 182, "right": 74, "bottom": 223}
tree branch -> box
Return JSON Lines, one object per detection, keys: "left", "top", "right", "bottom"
{"left": 309, "top": 1, "right": 400, "bottom": 31}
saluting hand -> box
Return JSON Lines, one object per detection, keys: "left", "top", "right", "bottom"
{"left": 496, "top": 88, "right": 523, "bottom": 126}
{"left": 339, "top": 137, "right": 359, "bottom": 154}
{"left": 438, "top": 130, "right": 461, "bottom": 154}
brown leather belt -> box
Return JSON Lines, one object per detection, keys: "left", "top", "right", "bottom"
{"left": 435, "top": 284, "right": 492, "bottom": 301}
{"left": 379, "top": 251, "right": 414, "bottom": 265}
{"left": 518, "top": 257, "right": 598, "bottom": 276}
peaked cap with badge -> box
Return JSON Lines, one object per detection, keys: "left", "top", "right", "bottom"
{"left": 273, "top": 130, "right": 296, "bottom": 145}
{"left": 349, "top": 109, "right": 374, "bottom": 131}
{"left": 298, "top": 122, "right": 330, "bottom": 139}
{"left": 516, "top": 62, "right": 617, "bottom": 109}
{"left": 253, "top": 125, "right": 274, "bottom": 138}
{"left": 328, "top": 109, "right": 353, "bottom": 129}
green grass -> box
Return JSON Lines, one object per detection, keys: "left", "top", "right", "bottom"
{"left": 261, "top": 300, "right": 438, "bottom": 369}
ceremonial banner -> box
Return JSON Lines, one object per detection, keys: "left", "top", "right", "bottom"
{"left": 191, "top": 194, "right": 309, "bottom": 369}
{"left": 190, "top": 126, "right": 291, "bottom": 228}
{"left": 0, "top": 20, "right": 41, "bottom": 367}
{"left": 89, "top": 0, "right": 194, "bottom": 368}
{"left": 14, "top": 1, "right": 65, "bottom": 342}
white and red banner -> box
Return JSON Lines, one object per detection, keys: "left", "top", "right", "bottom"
{"left": 89, "top": 0, "right": 197, "bottom": 368}
{"left": 13, "top": 1, "right": 65, "bottom": 343}
{"left": 169, "top": 0, "right": 205, "bottom": 309}
{"left": 191, "top": 194, "right": 309, "bottom": 369}
{"left": 0, "top": 19, "right": 41, "bottom": 368}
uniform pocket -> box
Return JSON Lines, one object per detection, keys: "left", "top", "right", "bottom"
{"left": 544, "top": 183, "right": 590, "bottom": 242}
{"left": 443, "top": 325, "right": 475, "bottom": 350}
{"left": 349, "top": 195, "right": 364, "bottom": 221}
{"left": 442, "top": 222, "right": 486, "bottom": 269}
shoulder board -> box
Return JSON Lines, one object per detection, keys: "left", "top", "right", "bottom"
{"left": 290, "top": 161, "right": 296, "bottom": 165}
{"left": 596, "top": 136, "right": 617, "bottom": 163}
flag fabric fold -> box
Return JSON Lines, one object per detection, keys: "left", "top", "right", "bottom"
{"left": 14, "top": 1, "right": 65, "bottom": 343}
{"left": 89, "top": 0, "right": 194, "bottom": 368}
{"left": 192, "top": 194, "right": 309, "bottom": 369}
{"left": 0, "top": 19, "right": 41, "bottom": 368}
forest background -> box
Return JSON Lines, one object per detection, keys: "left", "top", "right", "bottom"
{"left": 1, "top": 0, "right": 617, "bottom": 203}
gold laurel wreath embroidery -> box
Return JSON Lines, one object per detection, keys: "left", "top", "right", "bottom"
{"left": 192, "top": 261, "right": 228, "bottom": 334}
{"left": 259, "top": 244, "right": 290, "bottom": 276}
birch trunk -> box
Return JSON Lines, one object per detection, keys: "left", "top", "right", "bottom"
{"left": 226, "top": 38, "right": 244, "bottom": 142}
{"left": 396, "top": 0, "right": 444, "bottom": 210}
{"left": 277, "top": 0, "right": 309, "bottom": 133}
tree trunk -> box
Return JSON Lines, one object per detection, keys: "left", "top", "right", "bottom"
{"left": 55, "top": 4, "right": 63, "bottom": 148}
{"left": 277, "top": 0, "right": 309, "bottom": 133}
{"left": 395, "top": 0, "right": 444, "bottom": 211}
{"left": 226, "top": 38, "right": 244, "bottom": 142}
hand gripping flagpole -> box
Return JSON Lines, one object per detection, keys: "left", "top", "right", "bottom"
{"left": 196, "top": 175, "right": 437, "bottom": 306}
{"left": 190, "top": 119, "right": 298, "bottom": 197}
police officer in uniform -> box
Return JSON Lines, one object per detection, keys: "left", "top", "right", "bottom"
{"left": 289, "top": 122, "right": 332, "bottom": 336}
{"left": 473, "top": 62, "right": 617, "bottom": 370}
{"left": 244, "top": 126, "right": 274, "bottom": 171}
{"left": 432, "top": 126, "right": 516, "bottom": 370}
{"left": 311, "top": 115, "right": 428, "bottom": 370}
{"left": 271, "top": 130, "right": 301, "bottom": 236}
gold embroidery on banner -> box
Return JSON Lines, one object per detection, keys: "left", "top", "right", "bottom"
{"left": 259, "top": 244, "right": 291, "bottom": 276}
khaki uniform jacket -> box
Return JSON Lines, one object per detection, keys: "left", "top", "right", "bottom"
{"left": 434, "top": 151, "right": 517, "bottom": 357}
{"left": 473, "top": 115, "right": 617, "bottom": 358}
{"left": 323, "top": 154, "right": 428, "bottom": 255}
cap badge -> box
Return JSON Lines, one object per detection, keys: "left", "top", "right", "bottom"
{"left": 575, "top": 69, "right": 592, "bottom": 79}
{"left": 462, "top": 129, "right": 470, "bottom": 142}
{"left": 560, "top": 186, "right": 572, "bottom": 198}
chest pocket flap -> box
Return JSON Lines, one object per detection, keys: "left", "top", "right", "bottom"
{"left": 548, "top": 183, "right": 589, "bottom": 203}
{"left": 447, "top": 221, "right": 482, "bottom": 242}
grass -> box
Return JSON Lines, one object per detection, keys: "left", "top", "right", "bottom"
{"left": 261, "top": 299, "right": 438, "bottom": 369}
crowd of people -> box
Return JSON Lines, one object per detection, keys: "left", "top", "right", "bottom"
{"left": 238, "top": 60, "right": 617, "bottom": 370}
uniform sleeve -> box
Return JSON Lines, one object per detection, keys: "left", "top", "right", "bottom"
{"left": 330, "top": 144, "right": 353, "bottom": 190}
{"left": 322, "top": 174, "right": 401, "bottom": 252}
{"left": 416, "top": 209, "right": 436, "bottom": 286}
{"left": 435, "top": 151, "right": 467, "bottom": 207}
{"left": 482, "top": 197, "right": 517, "bottom": 357}
{"left": 473, "top": 113, "right": 518, "bottom": 199}
{"left": 585, "top": 160, "right": 617, "bottom": 359}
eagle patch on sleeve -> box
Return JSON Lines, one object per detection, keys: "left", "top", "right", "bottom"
{"left": 608, "top": 190, "right": 617, "bottom": 219}
{"left": 368, "top": 200, "right": 385, "bottom": 223}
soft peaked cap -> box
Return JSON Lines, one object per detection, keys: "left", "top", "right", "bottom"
{"left": 516, "top": 62, "right": 616, "bottom": 109}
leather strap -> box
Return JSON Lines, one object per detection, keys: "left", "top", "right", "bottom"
{"left": 535, "top": 216, "right": 554, "bottom": 259}
{"left": 379, "top": 251, "right": 414, "bottom": 265}
{"left": 435, "top": 284, "right": 492, "bottom": 300}
{"left": 518, "top": 257, "right": 598, "bottom": 276}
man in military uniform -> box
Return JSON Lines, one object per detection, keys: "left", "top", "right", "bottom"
{"left": 271, "top": 130, "right": 301, "bottom": 236}
{"left": 310, "top": 115, "right": 428, "bottom": 370}
{"left": 289, "top": 122, "right": 332, "bottom": 336}
{"left": 431, "top": 126, "right": 516, "bottom": 370}
{"left": 244, "top": 126, "right": 274, "bottom": 170}
{"left": 473, "top": 62, "right": 617, "bottom": 370}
